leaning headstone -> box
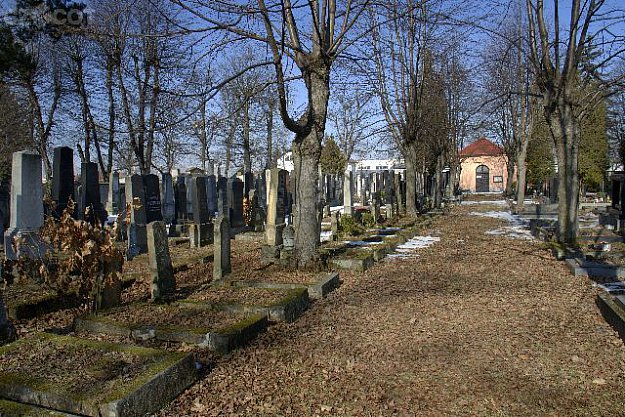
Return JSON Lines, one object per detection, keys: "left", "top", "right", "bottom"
{"left": 80, "top": 162, "right": 107, "bottom": 226}
{"left": 147, "top": 221, "right": 175, "bottom": 301}
{"left": 161, "top": 173, "right": 175, "bottom": 224}
{"left": 190, "top": 176, "right": 212, "bottom": 247}
{"left": 51, "top": 146, "right": 74, "bottom": 217}
{"left": 143, "top": 174, "right": 163, "bottom": 224}
{"left": 106, "top": 171, "right": 121, "bottom": 215}
{"left": 0, "top": 296, "right": 17, "bottom": 346}
{"left": 213, "top": 215, "right": 231, "bottom": 280}
{"left": 125, "top": 174, "right": 148, "bottom": 259}
{"left": 228, "top": 178, "right": 244, "bottom": 228}
{"left": 4, "top": 151, "right": 45, "bottom": 260}
{"left": 343, "top": 170, "right": 353, "bottom": 216}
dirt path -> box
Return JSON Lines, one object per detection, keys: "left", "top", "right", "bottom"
{"left": 160, "top": 202, "right": 625, "bottom": 416}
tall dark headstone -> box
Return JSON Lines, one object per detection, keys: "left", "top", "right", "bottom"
{"left": 228, "top": 178, "right": 244, "bottom": 227}
{"left": 190, "top": 176, "right": 212, "bottom": 247}
{"left": 243, "top": 172, "right": 254, "bottom": 199}
{"left": 80, "top": 162, "right": 106, "bottom": 226}
{"left": 106, "top": 172, "right": 121, "bottom": 215}
{"left": 213, "top": 215, "right": 231, "bottom": 280}
{"left": 52, "top": 146, "right": 74, "bottom": 216}
{"left": 126, "top": 174, "right": 148, "bottom": 258}
{"left": 143, "top": 174, "right": 163, "bottom": 224}
{"left": 206, "top": 175, "right": 217, "bottom": 217}
{"left": 217, "top": 177, "right": 228, "bottom": 217}
{"left": 192, "top": 177, "right": 210, "bottom": 225}
{"left": 161, "top": 173, "right": 175, "bottom": 224}
{"left": 174, "top": 176, "right": 187, "bottom": 221}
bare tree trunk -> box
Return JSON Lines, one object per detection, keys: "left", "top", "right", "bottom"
{"left": 266, "top": 101, "right": 274, "bottom": 169}
{"left": 105, "top": 58, "right": 115, "bottom": 176}
{"left": 433, "top": 153, "right": 444, "bottom": 208}
{"left": 549, "top": 104, "right": 580, "bottom": 244}
{"left": 404, "top": 144, "right": 418, "bottom": 216}
{"left": 515, "top": 136, "right": 529, "bottom": 212}
{"left": 505, "top": 158, "right": 515, "bottom": 197}
{"left": 242, "top": 98, "right": 251, "bottom": 173}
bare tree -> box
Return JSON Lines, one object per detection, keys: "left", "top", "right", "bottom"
{"left": 172, "top": 0, "right": 371, "bottom": 266}
{"left": 328, "top": 86, "right": 375, "bottom": 163}
{"left": 526, "top": 0, "right": 625, "bottom": 243}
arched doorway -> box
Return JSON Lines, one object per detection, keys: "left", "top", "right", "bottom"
{"left": 476, "top": 165, "right": 490, "bottom": 192}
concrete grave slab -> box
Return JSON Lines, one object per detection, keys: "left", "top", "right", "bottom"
{"left": 0, "top": 333, "right": 197, "bottom": 417}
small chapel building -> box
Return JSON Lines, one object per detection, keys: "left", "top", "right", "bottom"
{"left": 459, "top": 137, "right": 509, "bottom": 193}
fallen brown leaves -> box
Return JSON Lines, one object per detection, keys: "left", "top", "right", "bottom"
{"left": 156, "top": 202, "right": 625, "bottom": 416}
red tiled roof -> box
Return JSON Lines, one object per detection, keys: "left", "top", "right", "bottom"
{"left": 460, "top": 137, "right": 503, "bottom": 157}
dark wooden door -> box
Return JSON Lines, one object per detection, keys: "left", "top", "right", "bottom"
{"left": 476, "top": 165, "right": 490, "bottom": 192}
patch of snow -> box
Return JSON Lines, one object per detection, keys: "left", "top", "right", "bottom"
{"left": 386, "top": 236, "right": 440, "bottom": 261}
{"left": 470, "top": 210, "right": 534, "bottom": 240}
{"left": 461, "top": 200, "right": 508, "bottom": 206}
{"left": 320, "top": 231, "right": 332, "bottom": 242}
{"left": 596, "top": 282, "right": 625, "bottom": 294}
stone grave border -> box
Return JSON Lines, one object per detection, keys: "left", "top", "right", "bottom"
{"left": 74, "top": 306, "right": 268, "bottom": 354}
{"left": 0, "top": 398, "right": 81, "bottom": 416}
{"left": 179, "top": 287, "right": 309, "bottom": 323}
{"left": 0, "top": 333, "right": 197, "bottom": 417}
{"left": 223, "top": 272, "right": 340, "bottom": 300}
{"left": 565, "top": 258, "right": 625, "bottom": 279}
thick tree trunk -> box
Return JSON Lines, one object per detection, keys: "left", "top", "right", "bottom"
{"left": 292, "top": 136, "right": 321, "bottom": 268}
{"left": 505, "top": 157, "right": 515, "bottom": 197}
{"left": 515, "top": 136, "right": 529, "bottom": 213}
{"left": 403, "top": 144, "right": 418, "bottom": 216}
{"left": 549, "top": 104, "right": 579, "bottom": 245}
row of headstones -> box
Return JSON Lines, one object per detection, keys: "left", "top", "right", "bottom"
{"left": 336, "top": 170, "right": 406, "bottom": 217}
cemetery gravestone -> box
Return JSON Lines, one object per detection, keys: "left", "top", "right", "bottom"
{"left": 343, "top": 170, "right": 353, "bottom": 216}
{"left": 206, "top": 175, "right": 217, "bottom": 217}
{"left": 262, "top": 169, "right": 287, "bottom": 262}
{"left": 147, "top": 221, "right": 176, "bottom": 301}
{"left": 161, "top": 173, "right": 175, "bottom": 224}
{"left": 80, "top": 162, "right": 107, "bottom": 226}
{"left": 190, "top": 176, "right": 212, "bottom": 247}
{"left": 174, "top": 176, "right": 188, "bottom": 222}
{"left": 213, "top": 215, "right": 231, "bottom": 280}
{"left": 106, "top": 171, "right": 121, "bottom": 215}
{"left": 126, "top": 174, "right": 148, "bottom": 258}
{"left": 228, "top": 178, "right": 244, "bottom": 228}
{"left": 143, "top": 174, "right": 163, "bottom": 224}
{"left": 4, "top": 151, "right": 45, "bottom": 260}
{"left": 217, "top": 177, "right": 228, "bottom": 218}
{"left": 52, "top": 146, "right": 74, "bottom": 217}
{"left": 0, "top": 182, "right": 9, "bottom": 241}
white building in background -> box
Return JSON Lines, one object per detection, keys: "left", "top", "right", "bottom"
{"left": 277, "top": 151, "right": 404, "bottom": 175}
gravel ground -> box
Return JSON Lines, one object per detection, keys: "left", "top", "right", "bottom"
{"left": 158, "top": 202, "right": 625, "bottom": 416}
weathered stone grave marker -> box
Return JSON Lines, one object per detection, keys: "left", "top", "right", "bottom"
{"left": 190, "top": 176, "right": 212, "bottom": 247}
{"left": 143, "top": 174, "right": 163, "bottom": 224}
{"left": 262, "top": 168, "right": 287, "bottom": 261}
{"left": 343, "top": 170, "right": 353, "bottom": 216}
{"left": 80, "top": 162, "right": 107, "bottom": 226}
{"left": 147, "top": 221, "right": 176, "bottom": 301}
{"left": 51, "top": 146, "right": 74, "bottom": 217}
{"left": 4, "top": 151, "right": 45, "bottom": 260}
{"left": 228, "top": 178, "right": 244, "bottom": 228}
{"left": 126, "top": 174, "right": 148, "bottom": 259}
{"left": 213, "top": 215, "right": 231, "bottom": 280}
{"left": 161, "top": 173, "right": 175, "bottom": 224}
